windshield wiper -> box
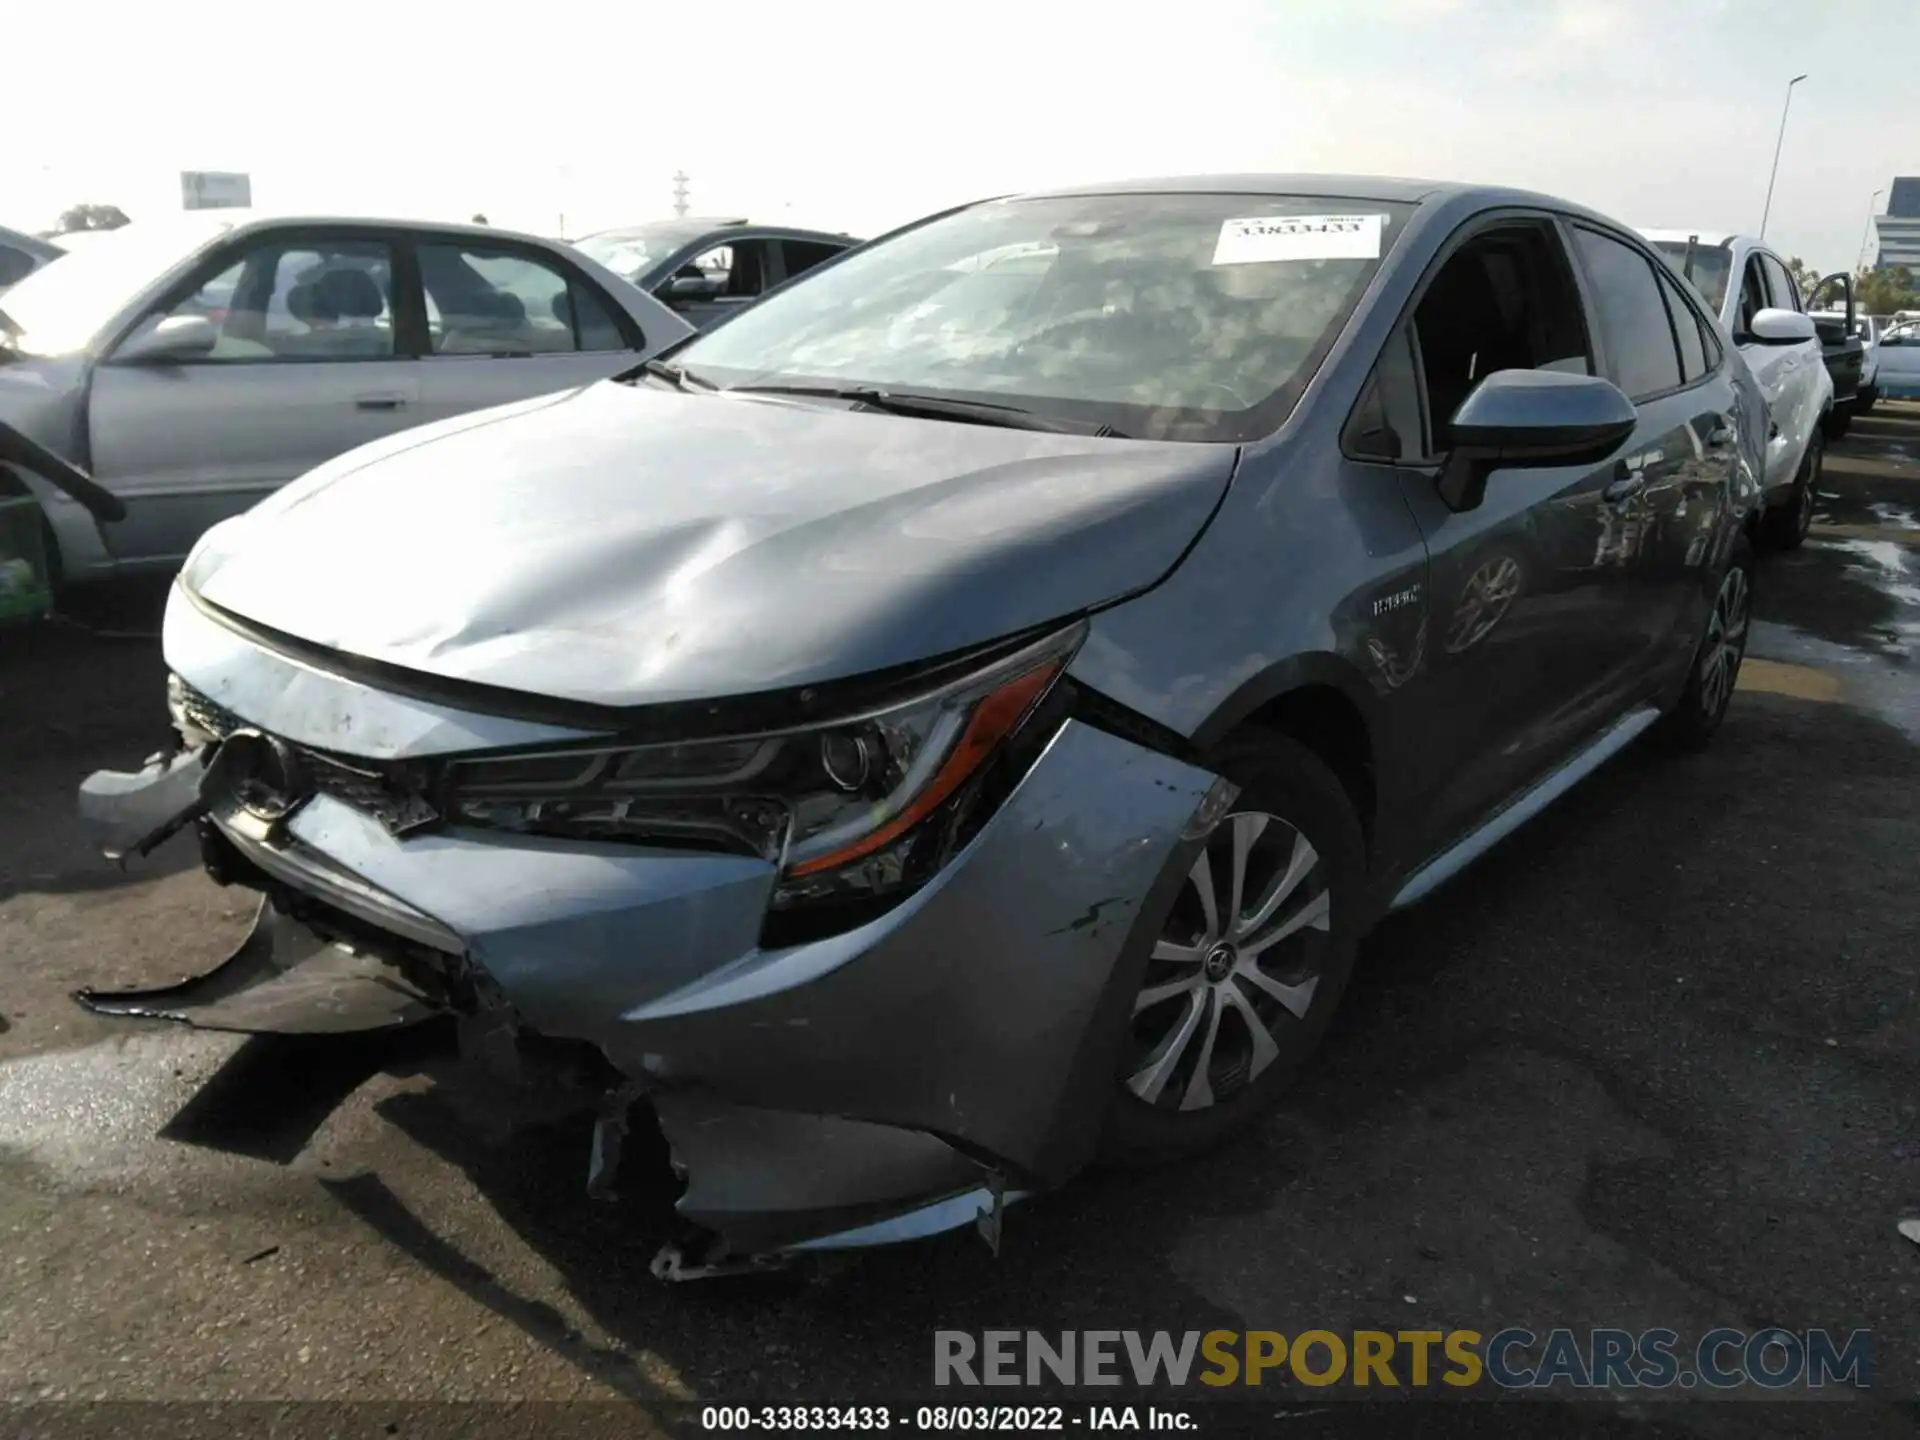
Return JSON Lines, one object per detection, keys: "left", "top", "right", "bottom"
{"left": 632, "top": 357, "right": 717, "bottom": 392}
{"left": 724, "top": 384, "right": 1124, "bottom": 438}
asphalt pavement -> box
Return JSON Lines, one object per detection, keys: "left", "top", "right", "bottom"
{"left": 1, "top": 408, "right": 1917, "bottom": 1439}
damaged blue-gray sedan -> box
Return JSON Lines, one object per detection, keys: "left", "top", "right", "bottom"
{"left": 76, "top": 175, "right": 1766, "bottom": 1277}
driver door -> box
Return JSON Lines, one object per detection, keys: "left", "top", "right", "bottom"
{"left": 1379, "top": 216, "right": 1657, "bottom": 852}
{"left": 86, "top": 229, "right": 421, "bottom": 565}
{"left": 1808, "top": 271, "right": 1864, "bottom": 405}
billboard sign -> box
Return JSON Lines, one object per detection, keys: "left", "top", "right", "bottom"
{"left": 181, "top": 171, "right": 251, "bottom": 210}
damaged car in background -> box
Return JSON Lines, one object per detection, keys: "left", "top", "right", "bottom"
{"left": 79, "top": 176, "right": 1765, "bottom": 1278}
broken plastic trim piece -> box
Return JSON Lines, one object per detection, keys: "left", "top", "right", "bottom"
{"left": 586, "top": 1079, "right": 651, "bottom": 1202}
{"left": 78, "top": 746, "right": 211, "bottom": 863}
{"left": 650, "top": 1241, "right": 789, "bottom": 1283}
{"left": 784, "top": 1184, "right": 1029, "bottom": 1253}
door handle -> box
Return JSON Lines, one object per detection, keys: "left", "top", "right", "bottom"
{"left": 354, "top": 394, "right": 408, "bottom": 412}
{"left": 1603, "top": 470, "right": 1647, "bottom": 505}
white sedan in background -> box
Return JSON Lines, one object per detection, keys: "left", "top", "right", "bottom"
{"left": 0, "top": 213, "right": 690, "bottom": 587}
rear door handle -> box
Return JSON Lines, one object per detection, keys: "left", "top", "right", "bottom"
{"left": 354, "top": 394, "right": 407, "bottom": 412}
{"left": 1603, "top": 471, "right": 1647, "bottom": 504}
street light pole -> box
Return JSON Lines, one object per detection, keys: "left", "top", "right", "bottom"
{"left": 1759, "top": 73, "right": 1807, "bottom": 240}
{"left": 1858, "top": 188, "right": 1885, "bottom": 272}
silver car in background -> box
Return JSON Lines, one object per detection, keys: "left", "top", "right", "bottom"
{"left": 0, "top": 213, "right": 690, "bottom": 585}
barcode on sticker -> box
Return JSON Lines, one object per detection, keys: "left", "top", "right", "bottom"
{"left": 1213, "top": 214, "right": 1386, "bottom": 265}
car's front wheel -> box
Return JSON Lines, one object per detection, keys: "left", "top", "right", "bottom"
{"left": 1098, "top": 734, "right": 1364, "bottom": 1166}
{"left": 1856, "top": 384, "right": 1878, "bottom": 415}
{"left": 1822, "top": 405, "right": 1853, "bottom": 441}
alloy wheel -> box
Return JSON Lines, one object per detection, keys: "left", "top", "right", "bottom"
{"left": 1698, "top": 564, "right": 1750, "bottom": 720}
{"left": 1126, "top": 810, "right": 1332, "bottom": 1112}
{"left": 1796, "top": 437, "right": 1822, "bottom": 539}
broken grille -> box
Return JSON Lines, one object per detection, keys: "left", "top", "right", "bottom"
{"left": 170, "top": 677, "right": 441, "bottom": 835}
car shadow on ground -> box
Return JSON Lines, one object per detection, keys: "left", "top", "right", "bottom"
{"left": 0, "top": 583, "right": 176, "bottom": 906}
{"left": 134, "top": 684, "right": 1918, "bottom": 1435}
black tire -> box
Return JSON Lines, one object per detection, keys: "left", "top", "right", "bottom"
{"left": 1653, "top": 534, "right": 1754, "bottom": 752}
{"left": 1822, "top": 406, "right": 1852, "bottom": 441}
{"left": 1764, "top": 428, "right": 1821, "bottom": 550}
{"left": 1856, "top": 385, "right": 1878, "bottom": 416}
{"left": 1097, "top": 732, "right": 1365, "bottom": 1167}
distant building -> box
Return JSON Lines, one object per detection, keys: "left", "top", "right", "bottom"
{"left": 1873, "top": 177, "right": 1920, "bottom": 270}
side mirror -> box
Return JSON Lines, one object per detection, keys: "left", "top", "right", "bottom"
{"left": 1437, "top": 369, "right": 1636, "bottom": 512}
{"left": 115, "top": 314, "right": 219, "bottom": 364}
{"left": 1747, "top": 307, "right": 1817, "bottom": 345}
{"left": 663, "top": 273, "right": 719, "bottom": 301}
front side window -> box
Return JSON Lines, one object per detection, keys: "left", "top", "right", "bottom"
{"left": 674, "top": 193, "right": 1416, "bottom": 442}
{"left": 139, "top": 237, "right": 397, "bottom": 362}
{"left": 1572, "top": 228, "right": 1682, "bottom": 399}
{"left": 0, "top": 216, "right": 237, "bottom": 355}
{"left": 1760, "top": 254, "right": 1802, "bottom": 313}
{"left": 1410, "top": 221, "right": 1593, "bottom": 451}
{"left": 1736, "top": 258, "right": 1769, "bottom": 335}
{"left": 419, "top": 243, "right": 623, "bottom": 354}
{"left": 664, "top": 240, "right": 775, "bottom": 304}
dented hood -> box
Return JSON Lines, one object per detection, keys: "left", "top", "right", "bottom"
{"left": 183, "top": 381, "right": 1235, "bottom": 708}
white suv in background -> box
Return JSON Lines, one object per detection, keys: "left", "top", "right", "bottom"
{"left": 1641, "top": 229, "right": 1835, "bottom": 549}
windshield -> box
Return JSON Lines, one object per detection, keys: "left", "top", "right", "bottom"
{"left": 673, "top": 193, "right": 1414, "bottom": 443}
{"left": 574, "top": 225, "right": 706, "bottom": 280}
{"left": 1651, "top": 242, "right": 1733, "bottom": 317}
{"left": 0, "top": 218, "right": 235, "bottom": 355}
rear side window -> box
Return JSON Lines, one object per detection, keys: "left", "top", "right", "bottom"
{"left": 1572, "top": 228, "right": 1682, "bottom": 400}
{"left": 418, "top": 242, "right": 629, "bottom": 354}
{"left": 781, "top": 239, "right": 846, "bottom": 279}
{"left": 1656, "top": 267, "right": 1710, "bottom": 382}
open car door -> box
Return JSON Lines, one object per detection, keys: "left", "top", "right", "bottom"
{"left": 1809, "top": 272, "right": 1865, "bottom": 420}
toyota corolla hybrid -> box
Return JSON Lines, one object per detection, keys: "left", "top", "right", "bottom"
{"left": 79, "top": 176, "right": 1765, "bottom": 1276}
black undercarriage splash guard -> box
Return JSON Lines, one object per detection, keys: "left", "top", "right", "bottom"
{"left": 75, "top": 898, "right": 446, "bottom": 1034}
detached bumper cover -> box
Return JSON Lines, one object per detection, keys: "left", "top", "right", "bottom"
{"left": 78, "top": 899, "right": 446, "bottom": 1033}
{"left": 76, "top": 590, "right": 1223, "bottom": 1253}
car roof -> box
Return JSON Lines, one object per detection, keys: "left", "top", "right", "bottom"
{"left": 1639, "top": 228, "right": 1747, "bottom": 250}
{"left": 203, "top": 210, "right": 560, "bottom": 245}
{"left": 579, "top": 219, "right": 855, "bottom": 243}
{"left": 1017, "top": 173, "right": 1452, "bottom": 204}
{"left": 1003, "top": 174, "right": 1645, "bottom": 230}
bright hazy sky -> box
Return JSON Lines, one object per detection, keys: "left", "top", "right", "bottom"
{"left": 6, "top": 0, "right": 1910, "bottom": 274}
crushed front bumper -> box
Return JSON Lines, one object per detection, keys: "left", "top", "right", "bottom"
{"left": 76, "top": 588, "right": 1224, "bottom": 1262}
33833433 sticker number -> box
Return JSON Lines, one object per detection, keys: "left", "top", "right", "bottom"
{"left": 701, "top": 1405, "right": 896, "bottom": 1430}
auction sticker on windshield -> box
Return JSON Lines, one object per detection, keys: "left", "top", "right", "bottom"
{"left": 1213, "top": 214, "right": 1385, "bottom": 264}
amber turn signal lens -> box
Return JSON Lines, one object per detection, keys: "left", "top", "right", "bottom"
{"left": 783, "top": 658, "right": 1062, "bottom": 878}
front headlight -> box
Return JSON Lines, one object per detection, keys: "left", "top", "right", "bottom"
{"left": 441, "top": 623, "right": 1084, "bottom": 921}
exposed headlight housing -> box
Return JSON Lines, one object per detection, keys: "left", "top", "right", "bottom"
{"left": 441, "top": 624, "right": 1084, "bottom": 926}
